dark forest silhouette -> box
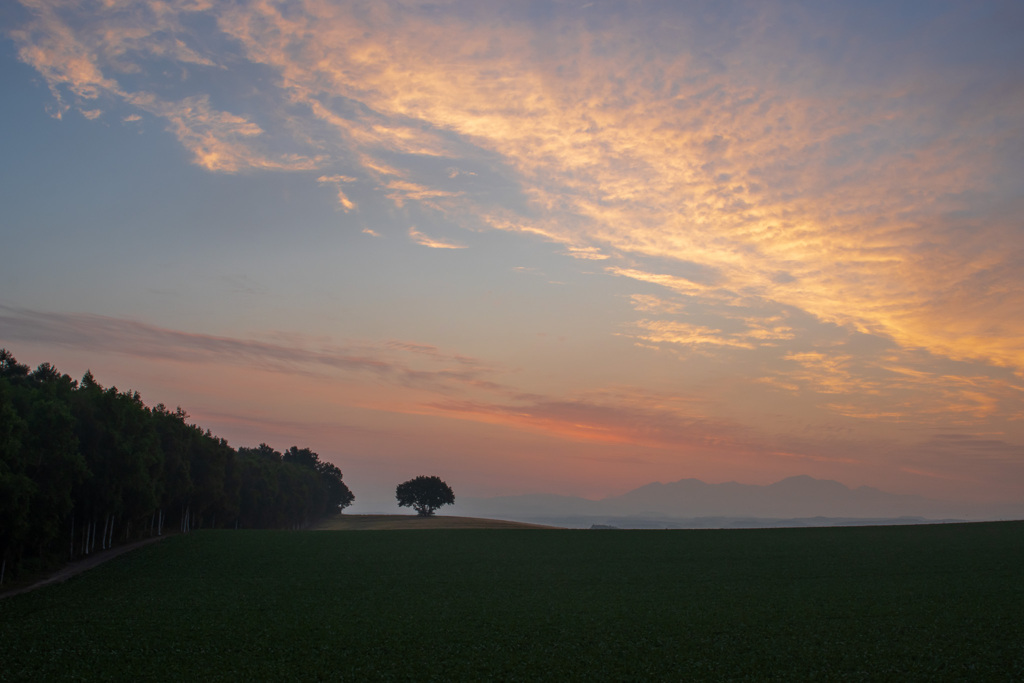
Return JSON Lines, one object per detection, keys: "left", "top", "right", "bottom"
{"left": 0, "top": 349, "right": 353, "bottom": 585}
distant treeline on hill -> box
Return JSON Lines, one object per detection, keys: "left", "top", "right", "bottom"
{"left": 0, "top": 350, "right": 354, "bottom": 582}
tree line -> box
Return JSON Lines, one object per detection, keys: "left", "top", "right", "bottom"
{"left": 0, "top": 349, "right": 353, "bottom": 584}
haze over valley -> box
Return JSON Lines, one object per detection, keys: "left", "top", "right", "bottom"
{"left": 452, "top": 475, "right": 1024, "bottom": 528}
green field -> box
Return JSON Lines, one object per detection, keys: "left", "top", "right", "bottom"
{"left": 2, "top": 522, "right": 1022, "bottom": 680}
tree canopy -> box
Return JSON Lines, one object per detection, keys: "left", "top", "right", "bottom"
{"left": 0, "top": 349, "right": 354, "bottom": 585}
{"left": 396, "top": 475, "right": 455, "bottom": 517}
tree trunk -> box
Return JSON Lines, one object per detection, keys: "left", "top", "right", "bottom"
{"left": 69, "top": 515, "right": 75, "bottom": 560}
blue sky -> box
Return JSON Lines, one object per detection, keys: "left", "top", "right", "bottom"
{"left": 2, "top": 0, "right": 1023, "bottom": 510}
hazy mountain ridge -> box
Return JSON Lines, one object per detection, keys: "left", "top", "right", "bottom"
{"left": 452, "top": 475, "right": 1024, "bottom": 528}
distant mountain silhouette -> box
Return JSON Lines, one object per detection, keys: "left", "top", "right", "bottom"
{"left": 452, "top": 475, "right": 1024, "bottom": 527}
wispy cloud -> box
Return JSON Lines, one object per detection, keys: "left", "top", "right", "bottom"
{"left": 756, "top": 346, "right": 1024, "bottom": 426}
{"left": 0, "top": 304, "right": 487, "bottom": 394}
{"left": 7, "top": 2, "right": 1024, "bottom": 500}
{"left": 426, "top": 393, "right": 741, "bottom": 452}
{"left": 0, "top": 304, "right": 741, "bottom": 453}
{"left": 128, "top": 93, "right": 323, "bottom": 173}
{"left": 627, "top": 320, "right": 756, "bottom": 351}
{"left": 408, "top": 227, "right": 466, "bottom": 250}
{"left": 317, "top": 174, "right": 357, "bottom": 211}
{"left": 11, "top": 3, "right": 1024, "bottom": 374}
{"left": 17, "top": 0, "right": 1022, "bottom": 375}
{"left": 10, "top": 3, "right": 323, "bottom": 172}
{"left": 609, "top": 268, "right": 734, "bottom": 303}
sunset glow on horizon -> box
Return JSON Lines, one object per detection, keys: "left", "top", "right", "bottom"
{"left": 2, "top": 0, "right": 1023, "bottom": 509}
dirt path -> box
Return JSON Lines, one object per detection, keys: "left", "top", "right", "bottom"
{"left": 1, "top": 535, "right": 166, "bottom": 600}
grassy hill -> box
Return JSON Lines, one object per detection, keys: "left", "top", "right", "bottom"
{"left": 314, "top": 513, "right": 561, "bottom": 530}
{"left": 2, "top": 522, "right": 1022, "bottom": 680}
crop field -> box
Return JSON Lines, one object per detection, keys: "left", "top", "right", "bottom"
{"left": 1, "top": 521, "right": 1022, "bottom": 680}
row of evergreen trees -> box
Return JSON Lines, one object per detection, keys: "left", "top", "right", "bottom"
{"left": 0, "top": 350, "right": 354, "bottom": 584}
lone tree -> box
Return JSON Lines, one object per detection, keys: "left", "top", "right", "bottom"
{"left": 396, "top": 476, "right": 455, "bottom": 517}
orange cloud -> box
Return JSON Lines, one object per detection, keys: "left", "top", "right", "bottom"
{"left": 243, "top": 3, "right": 1018, "bottom": 374}
{"left": 627, "top": 320, "right": 756, "bottom": 351}
{"left": 12, "top": 4, "right": 322, "bottom": 172}
{"left": 14, "top": 2, "right": 1024, "bottom": 379}
{"left": 752, "top": 345, "right": 1024, "bottom": 426}
{"left": 408, "top": 227, "right": 466, "bottom": 250}
{"left": 9, "top": 2, "right": 1024, "bottom": 500}
{"left": 424, "top": 394, "right": 742, "bottom": 453}
{"left": 317, "top": 174, "right": 357, "bottom": 211}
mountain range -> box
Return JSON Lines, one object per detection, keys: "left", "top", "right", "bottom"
{"left": 450, "top": 475, "right": 1024, "bottom": 528}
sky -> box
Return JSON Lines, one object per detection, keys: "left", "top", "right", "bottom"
{"left": 2, "top": 0, "right": 1023, "bottom": 511}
